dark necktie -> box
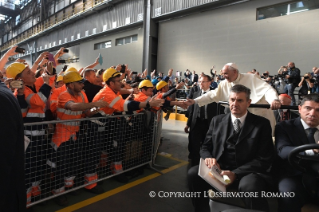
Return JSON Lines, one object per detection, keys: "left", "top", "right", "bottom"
{"left": 282, "top": 111, "right": 289, "bottom": 121}
{"left": 200, "top": 92, "right": 206, "bottom": 119}
{"left": 234, "top": 119, "right": 241, "bottom": 133}
{"left": 306, "top": 128, "right": 317, "bottom": 144}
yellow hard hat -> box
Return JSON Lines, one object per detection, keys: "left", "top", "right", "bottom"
{"left": 103, "top": 68, "right": 121, "bottom": 82}
{"left": 138, "top": 80, "right": 154, "bottom": 89}
{"left": 6, "top": 62, "right": 27, "bottom": 79}
{"left": 63, "top": 71, "right": 84, "bottom": 84}
{"left": 156, "top": 81, "right": 168, "bottom": 90}
{"left": 65, "top": 67, "right": 78, "bottom": 73}
{"left": 56, "top": 75, "right": 64, "bottom": 82}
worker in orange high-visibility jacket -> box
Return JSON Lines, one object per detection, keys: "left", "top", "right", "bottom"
{"left": 135, "top": 79, "right": 185, "bottom": 112}
{"left": 55, "top": 75, "right": 64, "bottom": 88}
{"left": 49, "top": 67, "right": 77, "bottom": 116}
{"left": 6, "top": 62, "right": 55, "bottom": 206}
{"left": 92, "top": 68, "right": 164, "bottom": 182}
{"left": 152, "top": 80, "right": 186, "bottom": 111}
{"left": 49, "top": 71, "right": 108, "bottom": 206}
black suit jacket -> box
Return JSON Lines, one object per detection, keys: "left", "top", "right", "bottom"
{"left": 187, "top": 87, "right": 218, "bottom": 129}
{"left": 273, "top": 109, "right": 299, "bottom": 124}
{"left": 275, "top": 117, "right": 309, "bottom": 176}
{"left": 200, "top": 112, "right": 275, "bottom": 178}
{"left": 0, "top": 82, "right": 26, "bottom": 211}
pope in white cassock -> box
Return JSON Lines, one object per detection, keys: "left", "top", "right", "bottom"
{"left": 184, "top": 63, "right": 282, "bottom": 133}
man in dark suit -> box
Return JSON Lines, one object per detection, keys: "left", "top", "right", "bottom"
{"left": 274, "top": 94, "right": 299, "bottom": 123}
{"left": 185, "top": 74, "right": 221, "bottom": 166}
{"left": 0, "top": 81, "right": 26, "bottom": 211}
{"left": 188, "top": 84, "right": 275, "bottom": 212}
{"left": 275, "top": 94, "right": 319, "bottom": 212}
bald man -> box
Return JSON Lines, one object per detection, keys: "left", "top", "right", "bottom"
{"left": 184, "top": 63, "right": 280, "bottom": 133}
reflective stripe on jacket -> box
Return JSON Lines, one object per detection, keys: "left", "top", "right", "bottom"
{"left": 93, "top": 85, "right": 127, "bottom": 115}
{"left": 52, "top": 90, "right": 88, "bottom": 147}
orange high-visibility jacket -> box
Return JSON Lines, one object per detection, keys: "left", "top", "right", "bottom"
{"left": 52, "top": 90, "right": 88, "bottom": 147}
{"left": 15, "top": 77, "right": 53, "bottom": 120}
{"left": 50, "top": 84, "right": 67, "bottom": 114}
{"left": 92, "top": 85, "right": 127, "bottom": 115}
{"left": 134, "top": 92, "right": 151, "bottom": 113}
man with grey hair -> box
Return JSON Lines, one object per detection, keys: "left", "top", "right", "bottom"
{"left": 184, "top": 62, "right": 281, "bottom": 132}
{"left": 188, "top": 84, "right": 275, "bottom": 212}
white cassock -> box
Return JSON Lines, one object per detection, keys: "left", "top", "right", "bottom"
{"left": 194, "top": 73, "right": 278, "bottom": 134}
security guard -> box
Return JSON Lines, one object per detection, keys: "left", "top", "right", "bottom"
{"left": 92, "top": 68, "right": 164, "bottom": 179}
{"left": 6, "top": 62, "right": 55, "bottom": 205}
{"left": 50, "top": 71, "right": 108, "bottom": 206}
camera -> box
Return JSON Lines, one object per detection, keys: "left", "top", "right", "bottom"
{"left": 120, "top": 64, "right": 126, "bottom": 73}
{"left": 10, "top": 80, "right": 23, "bottom": 89}
{"left": 15, "top": 47, "right": 25, "bottom": 54}
{"left": 62, "top": 65, "right": 68, "bottom": 72}
{"left": 304, "top": 76, "right": 309, "bottom": 79}
{"left": 63, "top": 48, "right": 69, "bottom": 53}
{"left": 57, "top": 59, "right": 66, "bottom": 63}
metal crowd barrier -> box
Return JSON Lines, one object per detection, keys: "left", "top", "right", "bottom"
{"left": 216, "top": 101, "right": 299, "bottom": 115}
{"left": 24, "top": 111, "right": 163, "bottom": 207}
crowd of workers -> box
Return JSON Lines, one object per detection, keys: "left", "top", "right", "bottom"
{"left": 0, "top": 45, "right": 187, "bottom": 207}
{"left": 0, "top": 45, "right": 319, "bottom": 212}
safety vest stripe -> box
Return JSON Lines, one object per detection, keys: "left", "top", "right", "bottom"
{"left": 38, "top": 92, "right": 47, "bottom": 103}
{"left": 50, "top": 100, "right": 57, "bottom": 104}
{"left": 146, "top": 97, "right": 151, "bottom": 102}
{"left": 123, "top": 101, "right": 128, "bottom": 111}
{"left": 54, "top": 186, "right": 65, "bottom": 194}
{"left": 109, "top": 96, "right": 121, "bottom": 108}
{"left": 47, "top": 159, "right": 56, "bottom": 168}
{"left": 25, "top": 93, "right": 35, "bottom": 106}
{"left": 56, "top": 119, "right": 80, "bottom": 126}
{"left": 57, "top": 107, "right": 82, "bottom": 116}
{"left": 24, "top": 130, "right": 46, "bottom": 136}
{"left": 85, "top": 173, "right": 97, "bottom": 178}
{"left": 64, "top": 100, "right": 75, "bottom": 109}
{"left": 79, "top": 92, "right": 85, "bottom": 103}
{"left": 21, "top": 108, "right": 28, "bottom": 113}
{"left": 64, "top": 176, "right": 75, "bottom": 187}
{"left": 26, "top": 113, "right": 45, "bottom": 118}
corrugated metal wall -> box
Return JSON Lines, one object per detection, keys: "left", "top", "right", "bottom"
{"left": 36, "top": 0, "right": 143, "bottom": 50}
{"left": 152, "top": 0, "right": 219, "bottom": 17}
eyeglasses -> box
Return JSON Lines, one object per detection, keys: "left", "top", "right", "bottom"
{"left": 198, "top": 81, "right": 210, "bottom": 83}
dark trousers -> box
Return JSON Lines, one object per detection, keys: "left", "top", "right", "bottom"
{"left": 284, "top": 83, "right": 297, "bottom": 105}
{"left": 25, "top": 134, "right": 48, "bottom": 189}
{"left": 188, "top": 165, "right": 271, "bottom": 212}
{"left": 278, "top": 175, "right": 310, "bottom": 212}
{"left": 81, "top": 121, "right": 100, "bottom": 176}
{"left": 50, "top": 138, "right": 82, "bottom": 190}
{"left": 188, "top": 118, "right": 209, "bottom": 166}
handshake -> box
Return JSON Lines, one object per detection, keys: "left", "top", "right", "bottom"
{"left": 175, "top": 99, "right": 195, "bottom": 109}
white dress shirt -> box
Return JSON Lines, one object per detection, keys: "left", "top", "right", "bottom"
{"left": 231, "top": 111, "right": 248, "bottom": 130}
{"left": 300, "top": 118, "right": 319, "bottom": 155}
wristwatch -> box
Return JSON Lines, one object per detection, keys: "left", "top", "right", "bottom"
{"left": 146, "top": 101, "right": 151, "bottom": 109}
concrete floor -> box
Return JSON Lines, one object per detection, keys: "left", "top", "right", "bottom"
{"left": 74, "top": 119, "right": 194, "bottom": 212}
